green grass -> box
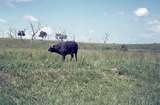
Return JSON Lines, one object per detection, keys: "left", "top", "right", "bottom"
{"left": 0, "top": 38, "right": 160, "bottom": 105}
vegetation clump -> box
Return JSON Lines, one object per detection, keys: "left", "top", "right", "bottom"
{"left": 120, "top": 44, "right": 128, "bottom": 51}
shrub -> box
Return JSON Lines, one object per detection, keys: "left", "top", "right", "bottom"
{"left": 120, "top": 44, "right": 128, "bottom": 51}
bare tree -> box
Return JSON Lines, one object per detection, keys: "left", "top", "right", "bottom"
{"left": 24, "top": 15, "right": 40, "bottom": 40}
{"left": 30, "top": 22, "right": 41, "bottom": 40}
{"left": 55, "top": 32, "right": 67, "bottom": 42}
{"left": 69, "top": 32, "right": 76, "bottom": 41}
{"left": 7, "top": 28, "right": 17, "bottom": 39}
{"left": 39, "top": 31, "right": 47, "bottom": 40}
{"left": 0, "top": 31, "right": 4, "bottom": 38}
{"left": 8, "top": 28, "right": 13, "bottom": 38}
{"left": 104, "top": 32, "right": 110, "bottom": 43}
{"left": 14, "top": 29, "right": 17, "bottom": 39}
{"left": 72, "top": 34, "right": 76, "bottom": 41}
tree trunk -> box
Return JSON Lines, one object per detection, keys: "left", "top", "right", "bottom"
{"left": 30, "top": 22, "right": 35, "bottom": 40}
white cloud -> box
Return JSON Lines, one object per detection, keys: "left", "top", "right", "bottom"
{"left": 39, "top": 26, "right": 53, "bottom": 35}
{"left": 148, "top": 25, "right": 160, "bottom": 33}
{"left": 24, "top": 15, "right": 38, "bottom": 22}
{"left": 0, "top": 18, "right": 7, "bottom": 23}
{"left": 118, "top": 11, "right": 125, "bottom": 16}
{"left": 147, "top": 19, "right": 160, "bottom": 25}
{"left": 10, "top": 0, "right": 33, "bottom": 2}
{"left": 134, "top": 8, "right": 149, "bottom": 17}
{"left": 88, "top": 29, "right": 95, "bottom": 34}
{"left": 4, "top": 0, "right": 33, "bottom": 7}
{"left": 103, "top": 11, "right": 125, "bottom": 16}
{"left": 146, "top": 19, "right": 160, "bottom": 34}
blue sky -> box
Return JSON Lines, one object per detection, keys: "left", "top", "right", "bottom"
{"left": 0, "top": 0, "right": 160, "bottom": 43}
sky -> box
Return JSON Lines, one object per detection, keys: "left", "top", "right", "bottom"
{"left": 0, "top": 0, "right": 160, "bottom": 43}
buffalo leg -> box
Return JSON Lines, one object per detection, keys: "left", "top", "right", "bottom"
{"left": 75, "top": 53, "right": 77, "bottom": 61}
{"left": 70, "top": 54, "right": 74, "bottom": 61}
{"left": 62, "top": 55, "right": 66, "bottom": 61}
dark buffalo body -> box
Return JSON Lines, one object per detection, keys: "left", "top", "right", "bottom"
{"left": 48, "top": 41, "right": 78, "bottom": 61}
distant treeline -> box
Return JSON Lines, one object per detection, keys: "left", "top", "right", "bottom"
{"left": 0, "top": 38, "right": 160, "bottom": 52}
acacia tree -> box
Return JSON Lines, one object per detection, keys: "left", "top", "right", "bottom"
{"left": 39, "top": 31, "right": 47, "bottom": 40}
{"left": 104, "top": 32, "right": 110, "bottom": 43}
{"left": 17, "top": 30, "right": 25, "bottom": 40}
{"left": 55, "top": 33, "right": 67, "bottom": 41}
{"left": 55, "top": 33, "right": 67, "bottom": 42}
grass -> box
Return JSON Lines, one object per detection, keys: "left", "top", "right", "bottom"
{"left": 0, "top": 38, "right": 160, "bottom": 105}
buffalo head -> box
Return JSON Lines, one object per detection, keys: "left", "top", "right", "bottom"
{"left": 48, "top": 45, "right": 56, "bottom": 52}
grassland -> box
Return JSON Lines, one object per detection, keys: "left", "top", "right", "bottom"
{"left": 0, "top": 38, "right": 160, "bottom": 105}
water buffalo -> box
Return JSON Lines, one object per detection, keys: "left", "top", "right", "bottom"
{"left": 48, "top": 41, "right": 78, "bottom": 61}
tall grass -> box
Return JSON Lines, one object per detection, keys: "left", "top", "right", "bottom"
{"left": 0, "top": 38, "right": 160, "bottom": 105}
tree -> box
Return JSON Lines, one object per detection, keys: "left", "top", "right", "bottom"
{"left": 8, "top": 28, "right": 14, "bottom": 39}
{"left": 24, "top": 15, "right": 40, "bottom": 40}
{"left": 17, "top": 30, "right": 25, "bottom": 40}
{"left": 39, "top": 31, "right": 47, "bottom": 40}
{"left": 68, "top": 32, "right": 76, "bottom": 41}
{"left": 120, "top": 44, "right": 128, "bottom": 51}
{"left": 30, "top": 22, "right": 41, "bottom": 40}
{"left": 55, "top": 32, "right": 67, "bottom": 42}
{"left": 104, "top": 32, "right": 110, "bottom": 43}
{"left": 0, "top": 31, "right": 5, "bottom": 38}
{"left": 7, "top": 28, "right": 17, "bottom": 39}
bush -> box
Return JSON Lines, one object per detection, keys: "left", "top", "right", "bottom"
{"left": 120, "top": 44, "right": 128, "bottom": 51}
